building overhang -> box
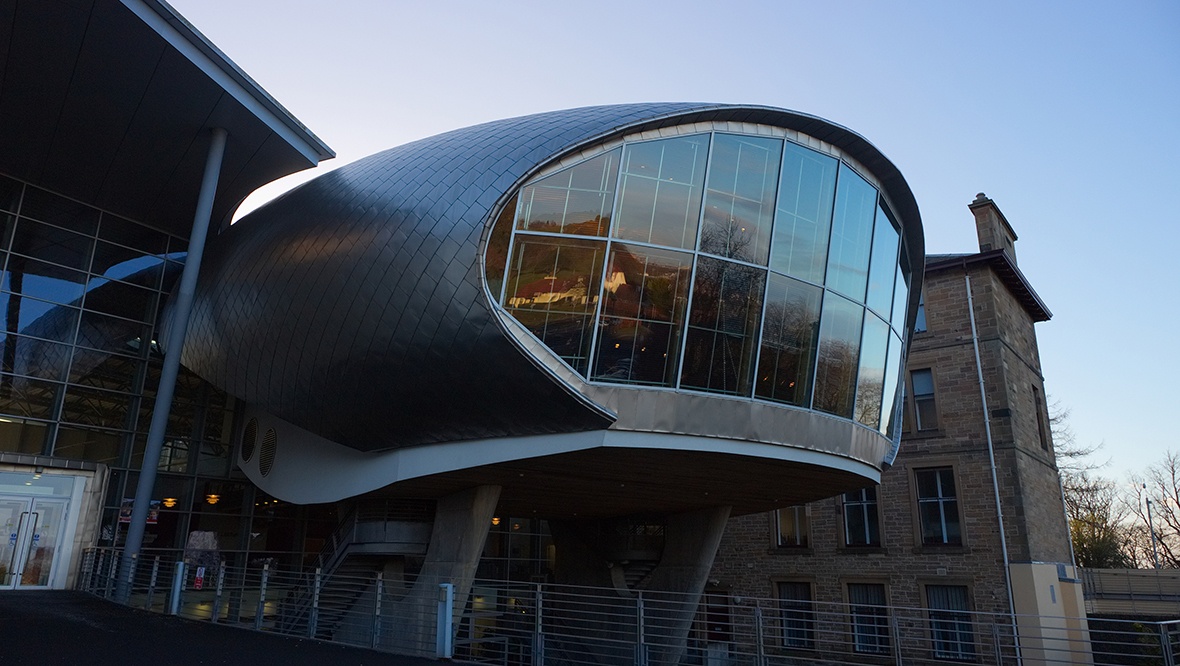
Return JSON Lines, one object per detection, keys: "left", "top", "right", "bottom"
{"left": 0, "top": 0, "right": 334, "bottom": 234}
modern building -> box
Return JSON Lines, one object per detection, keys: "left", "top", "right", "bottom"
{"left": 710, "top": 195, "right": 1089, "bottom": 662}
{"left": 1, "top": 1, "right": 935, "bottom": 657}
{"left": 0, "top": 0, "right": 333, "bottom": 590}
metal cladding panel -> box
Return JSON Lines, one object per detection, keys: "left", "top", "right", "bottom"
{"left": 183, "top": 103, "right": 923, "bottom": 454}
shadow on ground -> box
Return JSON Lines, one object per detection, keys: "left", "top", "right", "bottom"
{"left": 0, "top": 591, "right": 439, "bottom": 665}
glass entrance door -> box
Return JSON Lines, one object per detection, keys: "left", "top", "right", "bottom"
{"left": 0, "top": 496, "right": 69, "bottom": 589}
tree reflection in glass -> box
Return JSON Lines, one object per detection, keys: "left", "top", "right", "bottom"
{"left": 613, "top": 135, "right": 709, "bottom": 250}
{"left": 681, "top": 258, "right": 766, "bottom": 395}
{"left": 814, "top": 292, "right": 864, "bottom": 417}
{"left": 700, "top": 134, "right": 781, "bottom": 265}
{"left": 516, "top": 150, "right": 620, "bottom": 237}
{"left": 755, "top": 273, "right": 821, "bottom": 406}
{"left": 504, "top": 237, "right": 606, "bottom": 374}
{"left": 592, "top": 244, "right": 692, "bottom": 386}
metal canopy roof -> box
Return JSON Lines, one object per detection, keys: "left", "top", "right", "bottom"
{"left": 0, "top": 0, "right": 333, "bottom": 235}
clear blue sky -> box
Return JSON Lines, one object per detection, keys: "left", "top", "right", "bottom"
{"left": 171, "top": 0, "right": 1179, "bottom": 479}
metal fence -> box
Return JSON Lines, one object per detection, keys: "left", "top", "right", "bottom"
{"left": 80, "top": 549, "right": 1180, "bottom": 665}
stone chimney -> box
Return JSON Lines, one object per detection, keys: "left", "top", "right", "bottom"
{"left": 969, "top": 192, "right": 1018, "bottom": 263}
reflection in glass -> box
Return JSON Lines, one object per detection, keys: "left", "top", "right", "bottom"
{"left": 18, "top": 186, "right": 99, "bottom": 235}
{"left": 614, "top": 135, "right": 709, "bottom": 249}
{"left": 68, "top": 346, "right": 142, "bottom": 391}
{"left": 0, "top": 176, "right": 21, "bottom": 214}
{"left": 814, "top": 292, "right": 864, "bottom": 417}
{"left": 61, "top": 384, "right": 133, "bottom": 430}
{"left": 756, "top": 274, "right": 821, "bottom": 406}
{"left": 82, "top": 278, "right": 159, "bottom": 324}
{"left": 0, "top": 292, "right": 80, "bottom": 343}
{"left": 517, "top": 149, "right": 620, "bottom": 237}
{"left": 98, "top": 214, "right": 168, "bottom": 254}
{"left": 2, "top": 256, "right": 87, "bottom": 305}
{"left": 504, "top": 237, "right": 606, "bottom": 374}
{"left": 1, "top": 334, "right": 72, "bottom": 382}
{"left": 681, "top": 258, "right": 765, "bottom": 395}
{"left": 9, "top": 218, "right": 94, "bottom": 271}
{"left": 891, "top": 263, "right": 909, "bottom": 334}
{"left": 826, "top": 165, "right": 877, "bottom": 301}
{"left": 75, "top": 310, "right": 150, "bottom": 357}
{"left": 0, "top": 373, "right": 61, "bottom": 420}
{"left": 880, "top": 331, "right": 903, "bottom": 437}
{"left": 855, "top": 314, "right": 890, "bottom": 428}
{"left": 865, "top": 206, "right": 899, "bottom": 317}
{"left": 700, "top": 134, "right": 781, "bottom": 264}
{"left": 484, "top": 195, "right": 517, "bottom": 301}
{"left": 90, "top": 240, "right": 166, "bottom": 288}
{"left": 53, "top": 425, "right": 122, "bottom": 465}
{"left": 0, "top": 418, "right": 46, "bottom": 454}
{"left": 770, "top": 143, "right": 838, "bottom": 284}
{"left": 592, "top": 244, "right": 692, "bottom": 385}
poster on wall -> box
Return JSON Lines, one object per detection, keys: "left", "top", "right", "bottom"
{"left": 118, "top": 498, "right": 160, "bottom": 524}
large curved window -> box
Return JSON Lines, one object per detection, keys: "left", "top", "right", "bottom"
{"left": 486, "top": 126, "right": 913, "bottom": 437}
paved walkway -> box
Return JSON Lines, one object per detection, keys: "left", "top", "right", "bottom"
{"left": 0, "top": 591, "right": 439, "bottom": 665}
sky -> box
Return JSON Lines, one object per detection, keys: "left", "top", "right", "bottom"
{"left": 169, "top": 0, "right": 1179, "bottom": 480}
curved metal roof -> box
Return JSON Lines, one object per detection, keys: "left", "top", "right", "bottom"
{"left": 184, "top": 103, "right": 923, "bottom": 454}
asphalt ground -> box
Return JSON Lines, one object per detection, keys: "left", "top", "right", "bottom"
{"left": 0, "top": 591, "right": 440, "bottom": 665}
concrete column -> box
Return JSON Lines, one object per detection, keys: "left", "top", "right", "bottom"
{"left": 644, "top": 505, "right": 732, "bottom": 666}
{"left": 384, "top": 485, "right": 500, "bottom": 656}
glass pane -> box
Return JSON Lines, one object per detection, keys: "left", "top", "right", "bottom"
{"left": 0, "top": 292, "right": 80, "bottom": 342}
{"left": 60, "top": 384, "right": 133, "bottom": 430}
{"left": 916, "top": 470, "right": 940, "bottom": 498}
{"left": 879, "top": 332, "right": 903, "bottom": 436}
{"left": 938, "top": 468, "right": 957, "bottom": 497}
{"left": 68, "top": 347, "right": 142, "bottom": 391}
{"left": 0, "top": 176, "right": 22, "bottom": 214}
{"left": 770, "top": 142, "right": 838, "bottom": 283}
{"left": 855, "top": 314, "right": 890, "bottom": 428}
{"left": 912, "top": 368, "right": 934, "bottom": 395}
{"left": 755, "top": 273, "right": 821, "bottom": 406}
{"left": 700, "top": 134, "right": 781, "bottom": 264}
{"left": 18, "top": 187, "right": 99, "bottom": 235}
{"left": 22, "top": 500, "right": 67, "bottom": 586}
{"left": 920, "top": 502, "right": 945, "bottom": 543}
{"left": 865, "top": 206, "right": 899, "bottom": 316}
{"left": 75, "top": 310, "right": 151, "bottom": 357}
{"left": 846, "top": 504, "right": 867, "bottom": 545}
{"left": 90, "top": 240, "right": 165, "bottom": 288}
{"left": 8, "top": 218, "right": 94, "bottom": 271}
{"left": 0, "top": 418, "right": 47, "bottom": 454}
{"left": 592, "top": 244, "right": 693, "bottom": 386}
{"left": 517, "top": 149, "right": 619, "bottom": 237}
{"left": 613, "top": 135, "right": 709, "bottom": 249}
{"left": 0, "top": 213, "right": 14, "bottom": 253}
{"left": 0, "top": 374, "right": 61, "bottom": 420}
{"left": 0, "top": 333, "right": 72, "bottom": 381}
{"left": 2, "top": 256, "right": 88, "bottom": 305}
{"left": 813, "top": 293, "right": 863, "bottom": 417}
{"left": 82, "top": 278, "right": 159, "bottom": 323}
{"left": 503, "top": 236, "right": 606, "bottom": 374}
{"left": 52, "top": 425, "right": 122, "bottom": 465}
{"left": 891, "top": 264, "right": 909, "bottom": 334}
{"left": 98, "top": 214, "right": 168, "bottom": 254}
{"left": 192, "top": 480, "right": 249, "bottom": 515}
{"left": 825, "top": 165, "right": 877, "bottom": 301}
{"left": 681, "top": 258, "right": 765, "bottom": 396}
{"left": 484, "top": 195, "right": 517, "bottom": 302}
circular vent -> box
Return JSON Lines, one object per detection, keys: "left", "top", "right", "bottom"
{"left": 241, "top": 418, "right": 258, "bottom": 462}
{"left": 258, "top": 428, "right": 277, "bottom": 477}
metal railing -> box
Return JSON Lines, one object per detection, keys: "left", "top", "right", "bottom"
{"left": 80, "top": 548, "right": 1180, "bottom": 665}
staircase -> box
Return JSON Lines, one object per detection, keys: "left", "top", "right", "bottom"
{"left": 277, "top": 499, "right": 434, "bottom": 636}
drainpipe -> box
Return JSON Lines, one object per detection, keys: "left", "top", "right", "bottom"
{"left": 965, "top": 273, "right": 1022, "bottom": 665}
{"left": 116, "top": 127, "right": 228, "bottom": 603}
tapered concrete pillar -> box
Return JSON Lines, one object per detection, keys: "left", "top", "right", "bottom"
{"left": 384, "top": 485, "right": 501, "bottom": 656}
{"left": 645, "top": 505, "right": 732, "bottom": 666}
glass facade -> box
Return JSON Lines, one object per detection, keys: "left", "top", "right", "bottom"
{"left": 486, "top": 128, "right": 913, "bottom": 437}
{"left": 0, "top": 173, "right": 323, "bottom": 570}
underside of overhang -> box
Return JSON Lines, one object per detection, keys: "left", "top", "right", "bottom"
{"left": 0, "top": 0, "right": 331, "bottom": 234}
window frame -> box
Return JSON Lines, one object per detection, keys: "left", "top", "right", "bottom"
{"left": 909, "top": 368, "right": 939, "bottom": 431}
{"left": 912, "top": 465, "right": 965, "bottom": 547}
{"left": 775, "top": 504, "right": 811, "bottom": 549}
{"left": 920, "top": 582, "right": 978, "bottom": 662}
{"left": 841, "top": 486, "right": 882, "bottom": 548}
{"left": 775, "top": 579, "right": 817, "bottom": 650}
{"left": 844, "top": 581, "right": 891, "bottom": 655}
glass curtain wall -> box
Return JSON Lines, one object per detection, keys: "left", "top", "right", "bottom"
{"left": 0, "top": 174, "right": 314, "bottom": 571}
{"left": 486, "top": 127, "right": 913, "bottom": 438}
